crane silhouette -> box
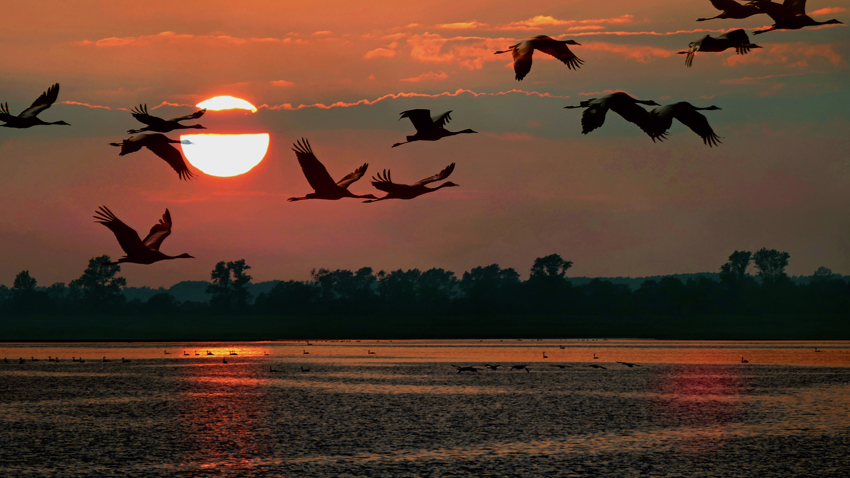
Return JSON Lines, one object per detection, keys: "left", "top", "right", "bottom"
{"left": 0, "top": 83, "right": 70, "bottom": 128}
{"left": 647, "top": 102, "right": 722, "bottom": 147}
{"left": 364, "top": 163, "right": 458, "bottom": 203}
{"left": 127, "top": 104, "right": 206, "bottom": 134}
{"left": 678, "top": 30, "right": 762, "bottom": 67}
{"left": 94, "top": 206, "right": 194, "bottom": 265}
{"left": 752, "top": 0, "right": 843, "bottom": 34}
{"left": 109, "top": 133, "right": 196, "bottom": 180}
{"left": 697, "top": 0, "right": 765, "bottom": 21}
{"left": 494, "top": 35, "right": 583, "bottom": 81}
{"left": 509, "top": 364, "right": 530, "bottom": 373}
{"left": 452, "top": 365, "right": 480, "bottom": 373}
{"left": 565, "top": 92, "right": 659, "bottom": 135}
{"left": 392, "top": 110, "right": 476, "bottom": 148}
{"left": 287, "top": 138, "right": 378, "bottom": 202}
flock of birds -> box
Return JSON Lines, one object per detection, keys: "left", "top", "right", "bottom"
{"left": 0, "top": 0, "right": 842, "bottom": 267}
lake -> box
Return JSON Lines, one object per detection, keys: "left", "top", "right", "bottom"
{"left": 1, "top": 340, "right": 848, "bottom": 477}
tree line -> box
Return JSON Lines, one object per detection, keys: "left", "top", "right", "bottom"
{"left": 1, "top": 250, "right": 848, "bottom": 318}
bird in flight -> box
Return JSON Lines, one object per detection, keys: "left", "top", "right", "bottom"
{"left": 287, "top": 138, "right": 378, "bottom": 202}
{"left": 392, "top": 109, "right": 476, "bottom": 148}
{"left": 494, "top": 35, "right": 583, "bottom": 81}
{"left": 94, "top": 206, "right": 194, "bottom": 265}
{"left": 0, "top": 83, "right": 70, "bottom": 129}
{"left": 678, "top": 30, "right": 762, "bottom": 67}
{"left": 752, "top": 0, "right": 844, "bottom": 34}
{"left": 647, "top": 102, "right": 723, "bottom": 147}
{"left": 696, "top": 0, "right": 765, "bottom": 21}
{"left": 109, "top": 133, "right": 196, "bottom": 180}
{"left": 127, "top": 104, "right": 206, "bottom": 134}
{"left": 564, "top": 92, "right": 659, "bottom": 135}
{"left": 364, "top": 163, "right": 458, "bottom": 203}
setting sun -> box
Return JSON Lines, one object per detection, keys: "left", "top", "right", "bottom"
{"left": 196, "top": 96, "right": 258, "bottom": 112}
{"left": 180, "top": 133, "right": 269, "bottom": 177}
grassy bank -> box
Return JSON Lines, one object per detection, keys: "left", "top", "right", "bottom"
{"left": 0, "top": 314, "right": 847, "bottom": 341}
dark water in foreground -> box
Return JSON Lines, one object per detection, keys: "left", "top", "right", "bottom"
{"left": 1, "top": 340, "right": 849, "bottom": 477}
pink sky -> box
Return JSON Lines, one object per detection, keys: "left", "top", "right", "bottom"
{"left": 0, "top": 1, "right": 848, "bottom": 287}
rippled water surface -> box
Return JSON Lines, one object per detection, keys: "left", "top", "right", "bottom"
{"left": 1, "top": 340, "right": 849, "bottom": 477}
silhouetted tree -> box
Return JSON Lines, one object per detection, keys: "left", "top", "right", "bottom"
{"left": 8, "top": 271, "right": 46, "bottom": 314}
{"left": 417, "top": 268, "right": 458, "bottom": 314}
{"left": 206, "top": 259, "right": 253, "bottom": 312}
{"left": 753, "top": 248, "right": 790, "bottom": 284}
{"left": 311, "top": 267, "right": 376, "bottom": 313}
{"left": 811, "top": 266, "right": 836, "bottom": 283}
{"left": 527, "top": 254, "right": 573, "bottom": 312}
{"left": 378, "top": 269, "right": 421, "bottom": 314}
{"left": 719, "top": 251, "right": 752, "bottom": 284}
{"left": 144, "top": 293, "right": 180, "bottom": 315}
{"left": 459, "top": 264, "right": 521, "bottom": 313}
{"left": 254, "top": 281, "right": 320, "bottom": 315}
{"left": 69, "top": 256, "right": 126, "bottom": 312}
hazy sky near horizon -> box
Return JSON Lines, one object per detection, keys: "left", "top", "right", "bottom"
{"left": 1, "top": 0, "right": 848, "bottom": 288}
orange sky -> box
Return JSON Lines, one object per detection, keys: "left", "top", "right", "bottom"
{"left": 0, "top": 1, "right": 848, "bottom": 287}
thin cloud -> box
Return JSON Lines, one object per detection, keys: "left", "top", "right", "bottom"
{"left": 399, "top": 72, "right": 448, "bottom": 83}
{"left": 811, "top": 7, "right": 846, "bottom": 15}
{"left": 271, "top": 80, "right": 295, "bottom": 88}
{"left": 260, "top": 88, "right": 569, "bottom": 111}
{"left": 72, "top": 31, "right": 304, "bottom": 47}
{"left": 312, "top": 31, "right": 333, "bottom": 36}
{"left": 719, "top": 71, "right": 831, "bottom": 85}
{"left": 724, "top": 43, "right": 844, "bottom": 67}
{"left": 578, "top": 89, "right": 617, "bottom": 97}
{"left": 582, "top": 42, "right": 674, "bottom": 62}
{"left": 493, "top": 14, "right": 634, "bottom": 31}
{"left": 364, "top": 42, "right": 399, "bottom": 59}
{"left": 437, "top": 21, "right": 489, "bottom": 30}
{"left": 60, "top": 101, "right": 111, "bottom": 110}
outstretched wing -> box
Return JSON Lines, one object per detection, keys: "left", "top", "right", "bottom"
{"left": 19, "top": 84, "right": 60, "bottom": 119}
{"left": 145, "top": 136, "right": 196, "bottom": 180}
{"left": 782, "top": 0, "right": 807, "bottom": 16}
{"left": 141, "top": 209, "right": 173, "bottom": 251}
{"left": 413, "top": 163, "right": 455, "bottom": 186}
{"left": 580, "top": 102, "right": 609, "bottom": 134}
{"left": 723, "top": 29, "right": 751, "bottom": 45}
{"left": 609, "top": 100, "right": 652, "bottom": 135}
{"left": 674, "top": 108, "right": 722, "bottom": 147}
{"left": 535, "top": 38, "right": 583, "bottom": 70}
{"left": 512, "top": 42, "right": 534, "bottom": 81}
{"left": 709, "top": 0, "right": 745, "bottom": 11}
{"left": 93, "top": 206, "right": 148, "bottom": 256}
{"left": 399, "top": 109, "right": 436, "bottom": 132}
{"left": 292, "top": 138, "right": 337, "bottom": 193}
{"left": 167, "top": 109, "right": 206, "bottom": 123}
{"left": 370, "top": 169, "right": 408, "bottom": 193}
{"left": 0, "top": 103, "right": 15, "bottom": 122}
{"left": 130, "top": 104, "right": 163, "bottom": 127}
{"left": 430, "top": 111, "right": 453, "bottom": 128}
{"left": 336, "top": 163, "right": 369, "bottom": 189}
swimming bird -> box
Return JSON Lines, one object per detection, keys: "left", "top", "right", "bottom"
{"left": 183, "top": 351, "right": 189, "bottom": 356}
{"left": 207, "top": 350, "right": 213, "bottom": 355}
{"left": 79, "top": 358, "right": 85, "bottom": 363}
{"left": 287, "top": 138, "right": 378, "bottom": 202}
{"left": 94, "top": 206, "right": 194, "bottom": 266}
{"left": 542, "top": 352, "right": 548, "bottom": 359}
{"left": 3, "top": 358, "right": 7, "bottom": 363}
{"left": 617, "top": 362, "right": 640, "bottom": 367}
{"left": 229, "top": 351, "right": 238, "bottom": 356}
{"left": 593, "top": 354, "right": 599, "bottom": 360}
{"left": 102, "top": 357, "right": 109, "bottom": 362}
{"left": 269, "top": 366, "right": 280, "bottom": 373}
{"left": 741, "top": 357, "right": 749, "bottom": 363}
{"left": 364, "top": 163, "right": 459, "bottom": 203}
{"left": 646, "top": 102, "right": 722, "bottom": 147}
{"left": 510, "top": 364, "right": 530, "bottom": 373}
{"left": 564, "top": 92, "right": 659, "bottom": 135}
{"left": 697, "top": 0, "right": 765, "bottom": 21}
{"left": 31, "top": 356, "right": 38, "bottom": 362}
{"left": 678, "top": 30, "right": 762, "bottom": 67}
{"left": 753, "top": 0, "right": 844, "bottom": 34}
{"left": 109, "top": 133, "right": 196, "bottom": 180}
{"left": 392, "top": 110, "right": 477, "bottom": 148}
{"left": 367, "top": 350, "right": 376, "bottom": 355}
{"left": 164, "top": 350, "right": 169, "bottom": 354}
{"left": 122, "top": 358, "right": 130, "bottom": 363}
{"left": 484, "top": 364, "right": 501, "bottom": 370}
{"left": 0, "top": 83, "right": 70, "bottom": 129}
{"left": 587, "top": 364, "right": 607, "bottom": 370}
{"left": 453, "top": 365, "right": 480, "bottom": 373}
{"left": 19, "top": 358, "right": 25, "bottom": 364}
{"left": 303, "top": 349, "right": 309, "bottom": 355}
{"left": 494, "top": 35, "right": 583, "bottom": 81}
{"left": 815, "top": 348, "right": 821, "bottom": 352}
{"left": 300, "top": 366, "right": 310, "bottom": 373}
{"left": 127, "top": 104, "right": 206, "bottom": 134}
{"left": 222, "top": 357, "right": 227, "bottom": 364}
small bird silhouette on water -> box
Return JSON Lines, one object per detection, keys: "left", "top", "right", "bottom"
{"left": 510, "top": 365, "right": 530, "bottom": 373}
{"left": 678, "top": 30, "right": 761, "bottom": 67}
{"left": 392, "top": 109, "right": 477, "bottom": 148}
{"left": 126, "top": 103, "right": 206, "bottom": 134}
{"left": 494, "top": 35, "right": 583, "bottom": 81}
{"left": 300, "top": 366, "right": 310, "bottom": 373}
{"left": 94, "top": 206, "right": 194, "bottom": 265}
{"left": 587, "top": 364, "right": 607, "bottom": 370}
{"left": 109, "top": 133, "right": 196, "bottom": 180}
{"left": 617, "top": 362, "right": 640, "bottom": 368}
{"left": 741, "top": 357, "right": 749, "bottom": 363}
{"left": 365, "top": 163, "right": 459, "bottom": 203}
{"left": 0, "top": 83, "right": 70, "bottom": 129}
{"left": 287, "top": 138, "right": 378, "bottom": 202}
{"left": 452, "top": 365, "right": 480, "bottom": 373}
{"left": 484, "top": 364, "right": 501, "bottom": 370}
